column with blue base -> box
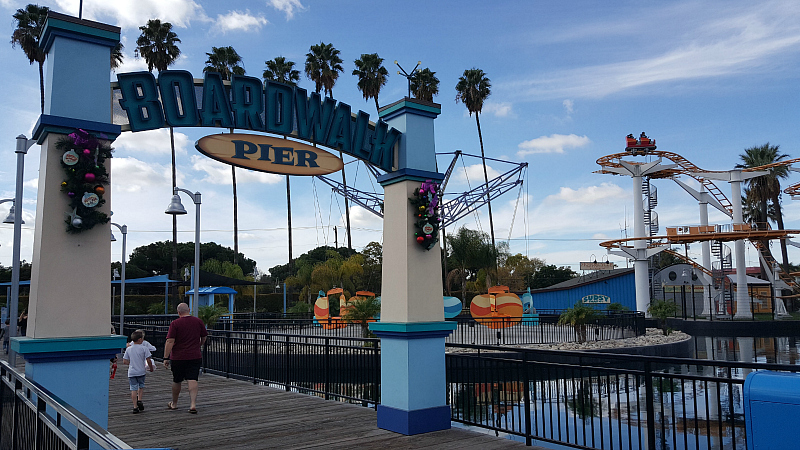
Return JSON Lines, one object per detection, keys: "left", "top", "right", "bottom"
{"left": 369, "top": 98, "right": 455, "bottom": 435}
{"left": 12, "top": 12, "right": 125, "bottom": 431}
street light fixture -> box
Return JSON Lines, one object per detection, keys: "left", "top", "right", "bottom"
{"left": 166, "top": 187, "right": 201, "bottom": 316}
{"left": 1, "top": 203, "right": 24, "bottom": 225}
{"left": 8, "top": 135, "right": 34, "bottom": 364}
{"left": 110, "top": 223, "right": 127, "bottom": 336}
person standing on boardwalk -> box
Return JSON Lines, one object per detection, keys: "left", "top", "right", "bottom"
{"left": 123, "top": 330, "right": 155, "bottom": 413}
{"left": 163, "top": 303, "right": 208, "bottom": 414}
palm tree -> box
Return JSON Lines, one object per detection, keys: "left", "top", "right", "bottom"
{"left": 456, "top": 68, "right": 496, "bottom": 263}
{"left": 409, "top": 68, "right": 439, "bottom": 102}
{"left": 342, "top": 293, "right": 381, "bottom": 339}
{"left": 136, "top": 19, "right": 182, "bottom": 305}
{"left": 136, "top": 19, "right": 181, "bottom": 72}
{"left": 304, "top": 42, "right": 343, "bottom": 97}
{"left": 263, "top": 56, "right": 300, "bottom": 85}
{"left": 11, "top": 4, "right": 49, "bottom": 113}
{"left": 558, "top": 303, "right": 598, "bottom": 343}
{"left": 306, "top": 42, "right": 349, "bottom": 247}
{"left": 736, "top": 143, "right": 791, "bottom": 270}
{"left": 111, "top": 42, "right": 124, "bottom": 71}
{"left": 203, "top": 46, "right": 245, "bottom": 81}
{"left": 352, "top": 53, "right": 388, "bottom": 112}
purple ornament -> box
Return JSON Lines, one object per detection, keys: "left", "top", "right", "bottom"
{"left": 84, "top": 173, "right": 96, "bottom": 183}
{"left": 68, "top": 192, "right": 75, "bottom": 198}
{"left": 426, "top": 234, "right": 432, "bottom": 239}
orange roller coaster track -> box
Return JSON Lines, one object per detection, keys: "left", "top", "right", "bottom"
{"left": 599, "top": 226, "right": 798, "bottom": 250}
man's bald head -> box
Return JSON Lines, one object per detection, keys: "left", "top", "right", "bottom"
{"left": 177, "top": 303, "right": 190, "bottom": 315}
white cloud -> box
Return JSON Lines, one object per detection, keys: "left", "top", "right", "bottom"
{"left": 501, "top": 2, "right": 800, "bottom": 100}
{"left": 528, "top": 182, "right": 629, "bottom": 237}
{"left": 214, "top": 10, "right": 268, "bottom": 33}
{"left": 269, "top": 0, "right": 306, "bottom": 20}
{"left": 113, "top": 128, "right": 191, "bottom": 156}
{"left": 446, "top": 164, "right": 502, "bottom": 188}
{"left": 23, "top": 178, "right": 38, "bottom": 190}
{"left": 482, "top": 101, "right": 513, "bottom": 118}
{"left": 517, "top": 134, "right": 590, "bottom": 156}
{"left": 562, "top": 99, "right": 574, "bottom": 114}
{"left": 55, "top": 0, "right": 207, "bottom": 29}
{"left": 110, "top": 156, "right": 173, "bottom": 193}
{"left": 190, "top": 155, "right": 283, "bottom": 185}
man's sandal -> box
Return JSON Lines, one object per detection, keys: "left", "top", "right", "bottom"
{"left": 167, "top": 402, "right": 178, "bottom": 410}
{"left": 188, "top": 408, "right": 197, "bottom": 414}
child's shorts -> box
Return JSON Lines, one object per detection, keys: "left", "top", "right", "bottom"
{"left": 129, "top": 375, "right": 146, "bottom": 391}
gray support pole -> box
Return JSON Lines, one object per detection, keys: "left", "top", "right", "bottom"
{"left": 9, "top": 135, "right": 32, "bottom": 363}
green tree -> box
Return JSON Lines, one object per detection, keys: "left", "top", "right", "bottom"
{"left": 198, "top": 304, "right": 228, "bottom": 328}
{"left": 136, "top": 19, "right": 181, "bottom": 72}
{"left": 136, "top": 18, "right": 182, "bottom": 293}
{"left": 736, "top": 143, "right": 791, "bottom": 270}
{"left": 352, "top": 53, "right": 388, "bottom": 112}
{"left": 360, "top": 242, "right": 383, "bottom": 293}
{"left": 111, "top": 42, "right": 124, "bottom": 71}
{"left": 304, "top": 42, "right": 343, "bottom": 97}
{"left": 342, "top": 293, "right": 381, "bottom": 338}
{"left": 201, "top": 259, "right": 245, "bottom": 280}
{"left": 648, "top": 300, "right": 678, "bottom": 335}
{"left": 558, "top": 303, "right": 598, "bottom": 343}
{"left": 269, "top": 245, "right": 357, "bottom": 282}
{"left": 529, "top": 265, "right": 578, "bottom": 289}
{"left": 446, "top": 227, "right": 500, "bottom": 299}
{"left": 498, "top": 253, "right": 545, "bottom": 291}
{"left": 127, "top": 241, "right": 255, "bottom": 277}
{"left": 409, "top": 68, "right": 439, "bottom": 102}
{"left": 263, "top": 56, "right": 300, "bottom": 85}
{"left": 203, "top": 46, "right": 245, "bottom": 81}
{"left": 456, "top": 68, "right": 496, "bottom": 259}
{"left": 11, "top": 4, "right": 49, "bottom": 113}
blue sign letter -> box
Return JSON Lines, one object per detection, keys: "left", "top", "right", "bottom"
{"left": 158, "top": 70, "right": 198, "bottom": 127}
{"left": 231, "top": 75, "right": 264, "bottom": 130}
{"left": 200, "top": 72, "right": 233, "bottom": 128}
{"left": 265, "top": 81, "right": 294, "bottom": 135}
{"left": 117, "top": 72, "right": 164, "bottom": 132}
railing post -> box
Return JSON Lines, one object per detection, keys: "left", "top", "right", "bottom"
{"left": 522, "top": 352, "right": 532, "bottom": 446}
{"left": 225, "top": 333, "right": 232, "bottom": 378}
{"left": 285, "top": 335, "right": 291, "bottom": 391}
{"left": 252, "top": 338, "right": 258, "bottom": 384}
{"left": 644, "top": 361, "right": 657, "bottom": 450}
{"left": 324, "top": 337, "right": 330, "bottom": 401}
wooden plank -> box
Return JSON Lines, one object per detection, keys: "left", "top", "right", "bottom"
{"left": 107, "top": 365, "right": 541, "bottom": 449}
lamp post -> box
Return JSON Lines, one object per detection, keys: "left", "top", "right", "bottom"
{"left": 8, "top": 135, "right": 34, "bottom": 363}
{"left": 166, "top": 187, "right": 201, "bottom": 317}
{"left": 111, "top": 222, "right": 127, "bottom": 336}
{"left": 252, "top": 267, "right": 259, "bottom": 313}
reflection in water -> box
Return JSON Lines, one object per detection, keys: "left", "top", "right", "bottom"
{"left": 692, "top": 335, "right": 800, "bottom": 365}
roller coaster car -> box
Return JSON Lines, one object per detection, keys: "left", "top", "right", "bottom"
{"left": 625, "top": 133, "right": 656, "bottom": 155}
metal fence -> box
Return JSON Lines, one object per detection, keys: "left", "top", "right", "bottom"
{"left": 446, "top": 343, "right": 799, "bottom": 449}
{"left": 124, "top": 324, "right": 380, "bottom": 408}
{"left": 0, "top": 359, "right": 130, "bottom": 450}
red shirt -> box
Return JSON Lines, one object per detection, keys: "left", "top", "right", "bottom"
{"left": 166, "top": 315, "right": 208, "bottom": 360}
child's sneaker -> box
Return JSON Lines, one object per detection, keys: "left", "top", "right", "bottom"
{"left": 132, "top": 407, "right": 139, "bottom": 414}
{"left": 137, "top": 401, "right": 144, "bottom": 411}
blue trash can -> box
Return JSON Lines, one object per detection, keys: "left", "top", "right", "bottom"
{"left": 743, "top": 371, "right": 800, "bottom": 450}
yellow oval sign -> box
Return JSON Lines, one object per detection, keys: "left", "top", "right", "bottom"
{"left": 195, "top": 133, "right": 344, "bottom": 176}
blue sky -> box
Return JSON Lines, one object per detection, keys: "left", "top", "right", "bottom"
{"left": 1, "top": 0, "right": 800, "bottom": 277}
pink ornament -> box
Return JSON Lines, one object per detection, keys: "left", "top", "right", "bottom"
{"left": 84, "top": 173, "right": 96, "bottom": 182}
{"left": 67, "top": 192, "right": 75, "bottom": 197}
{"left": 83, "top": 149, "right": 91, "bottom": 156}
{"left": 426, "top": 234, "right": 432, "bottom": 239}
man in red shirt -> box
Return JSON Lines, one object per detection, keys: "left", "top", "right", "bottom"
{"left": 163, "top": 302, "right": 208, "bottom": 414}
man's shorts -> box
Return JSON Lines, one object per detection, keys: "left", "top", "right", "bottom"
{"left": 170, "top": 358, "right": 202, "bottom": 383}
{"left": 129, "top": 375, "right": 146, "bottom": 391}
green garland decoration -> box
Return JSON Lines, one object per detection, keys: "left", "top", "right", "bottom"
{"left": 409, "top": 179, "right": 441, "bottom": 250}
{"left": 56, "top": 129, "right": 113, "bottom": 233}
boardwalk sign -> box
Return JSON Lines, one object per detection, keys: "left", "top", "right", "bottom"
{"left": 115, "top": 70, "right": 402, "bottom": 172}
{"left": 582, "top": 294, "right": 611, "bottom": 304}
{"left": 580, "top": 261, "right": 616, "bottom": 271}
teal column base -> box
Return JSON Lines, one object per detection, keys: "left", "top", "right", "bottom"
{"left": 369, "top": 321, "right": 456, "bottom": 435}
{"left": 12, "top": 335, "right": 126, "bottom": 429}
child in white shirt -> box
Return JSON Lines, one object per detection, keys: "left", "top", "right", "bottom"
{"left": 123, "top": 330, "right": 154, "bottom": 413}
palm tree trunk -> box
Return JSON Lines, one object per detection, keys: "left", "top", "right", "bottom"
{"left": 232, "top": 166, "right": 239, "bottom": 264}
{"left": 374, "top": 97, "right": 380, "bottom": 113}
{"left": 773, "top": 194, "right": 790, "bottom": 270}
{"left": 38, "top": 61, "right": 44, "bottom": 113}
{"left": 286, "top": 175, "right": 294, "bottom": 270}
{"left": 170, "top": 127, "right": 179, "bottom": 307}
{"left": 339, "top": 151, "right": 352, "bottom": 250}
{"left": 476, "top": 114, "right": 496, "bottom": 268}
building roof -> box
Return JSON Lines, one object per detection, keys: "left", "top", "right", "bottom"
{"left": 186, "top": 286, "right": 238, "bottom": 295}
{"left": 530, "top": 267, "right": 635, "bottom": 293}
{"left": 726, "top": 274, "right": 771, "bottom": 285}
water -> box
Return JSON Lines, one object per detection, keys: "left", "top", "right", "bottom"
{"left": 691, "top": 335, "right": 800, "bottom": 366}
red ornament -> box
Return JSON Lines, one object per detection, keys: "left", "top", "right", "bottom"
{"left": 416, "top": 236, "right": 424, "bottom": 243}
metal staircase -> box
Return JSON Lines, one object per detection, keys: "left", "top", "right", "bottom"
{"left": 711, "top": 240, "right": 733, "bottom": 315}
{"left": 643, "top": 179, "right": 660, "bottom": 299}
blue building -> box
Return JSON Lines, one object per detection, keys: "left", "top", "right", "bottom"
{"left": 528, "top": 268, "right": 635, "bottom": 311}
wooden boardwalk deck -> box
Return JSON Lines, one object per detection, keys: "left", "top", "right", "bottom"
{"left": 107, "top": 366, "right": 541, "bottom": 449}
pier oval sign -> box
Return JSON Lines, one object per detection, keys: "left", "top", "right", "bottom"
{"left": 196, "top": 133, "right": 344, "bottom": 176}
